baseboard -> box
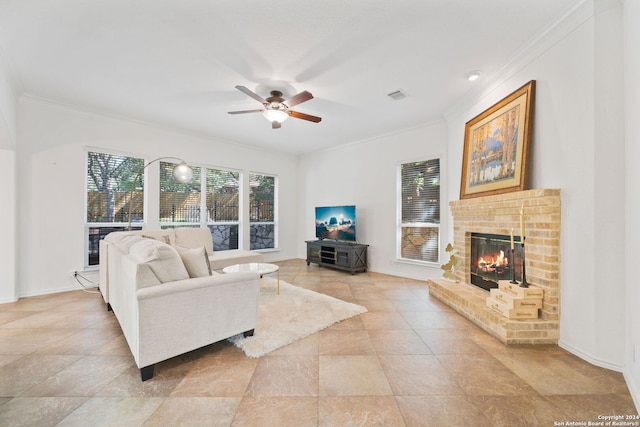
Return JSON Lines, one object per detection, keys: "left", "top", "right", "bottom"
{"left": 559, "top": 340, "right": 625, "bottom": 372}
{"left": 17, "top": 284, "right": 98, "bottom": 299}
{"left": 0, "top": 296, "right": 18, "bottom": 304}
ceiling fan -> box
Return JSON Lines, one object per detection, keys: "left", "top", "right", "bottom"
{"left": 228, "top": 85, "right": 322, "bottom": 129}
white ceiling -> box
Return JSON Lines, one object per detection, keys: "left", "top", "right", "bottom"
{"left": 0, "top": 0, "right": 583, "bottom": 155}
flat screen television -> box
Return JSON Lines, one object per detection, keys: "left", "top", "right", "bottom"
{"left": 315, "top": 205, "right": 356, "bottom": 242}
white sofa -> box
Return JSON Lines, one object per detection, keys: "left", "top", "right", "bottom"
{"left": 99, "top": 229, "right": 262, "bottom": 380}
{"left": 99, "top": 227, "right": 263, "bottom": 307}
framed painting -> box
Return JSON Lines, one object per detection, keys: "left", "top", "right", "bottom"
{"left": 460, "top": 80, "right": 535, "bottom": 199}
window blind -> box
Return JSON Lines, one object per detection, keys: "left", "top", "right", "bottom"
{"left": 206, "top": 169, "right": 239, "bottom": 222}
{"left": 86, "top": 151, "right": 144, "bottom": 223}
{"left": 401, "top": 159, "right": 440, "bottom": 224}
{"left": 249, "top": 173, "right": 276, "bottom": 250}
{"left": 159, "top": 161, "right": 201, "bottom": 223}
{"left": 399, "top": 159, "right": 441, "bottom": 263}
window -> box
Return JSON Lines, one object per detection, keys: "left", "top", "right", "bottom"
{"left": 206, "top": 168, "right": 240, "bottom": 251}
{"left": 249, "top": 173, "right": 276, "bottom": 250}
{"left": 160, "top": 163, "right": 242, "bottom": 251}
{"left": 398, "top": 158, "right": 441, "bottom": 263}
{"left": 159, "top": 161, "right": 202, "bottom": 225}
{"left": 86, "top": 151, "right": 273, "bottom": 265}
{"left": 85, "top": 151, "right": 144, "bottom": 266}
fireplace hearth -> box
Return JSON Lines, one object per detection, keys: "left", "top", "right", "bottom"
{"left": 470, "top": 233, "right": 522, "bottom": 291}
{"left": 427, "top": 188, "right": 561, "bottom": 345}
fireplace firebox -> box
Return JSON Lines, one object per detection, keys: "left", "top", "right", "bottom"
{"left": 470, "top": 233, "right": 523, "bottom": 291}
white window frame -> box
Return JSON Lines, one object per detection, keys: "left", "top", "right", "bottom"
{"left": 86, "top": 149, "right": 282, "bottom": 265}
{"left": 159, "top": 163, "right": 244, "bottom": 251}
{"left": 396, "top": 156, "right": 442, "bottom": 265}
{"left": 84, "top": 148, "right": 145, "bottom": 268}
{"left": 249, "top": 172, "right": 278, "bottom": 251}
{"left": 205, "top": 166, "right": 243, "bottom": 251}
{"left": 158, "top": 160, "right": 203, "bottom": 229}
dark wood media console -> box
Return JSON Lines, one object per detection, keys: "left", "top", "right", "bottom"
{"left": 305, "top": 240, "right": 368, "bottom": 274}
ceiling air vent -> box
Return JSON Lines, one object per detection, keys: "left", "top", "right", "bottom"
{"left": 387, "top": 89, "right": 408, "bottom": 101}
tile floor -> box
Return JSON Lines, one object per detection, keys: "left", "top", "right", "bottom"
{"left": 0, "top": 259, "right": 637, "bottom": 426}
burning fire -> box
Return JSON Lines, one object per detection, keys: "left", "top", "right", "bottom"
{"left": 477, "top": 250, "right": 509, "bottom": 272}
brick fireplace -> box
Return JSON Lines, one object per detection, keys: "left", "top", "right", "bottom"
{"left": 428, "top": 188, "right": 560, "bottom": 344}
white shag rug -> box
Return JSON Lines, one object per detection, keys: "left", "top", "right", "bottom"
{"left": 228, "top": 277, "right": 367, "bottom": 358}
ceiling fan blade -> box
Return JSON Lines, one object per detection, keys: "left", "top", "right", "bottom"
{"left": 235, "top": 85, "right": 267, "bottom": 104}
{"left": 285, "top": 90, "right": 313, "bottom": 108}
{"left": 289, "top": 110, "right": 322, "bottom": 123}
{"left": 272, "top": 121, "right": 281, "bottom": 129}
{"left": 228, "top": 109, "right": 264, "bottom": 115}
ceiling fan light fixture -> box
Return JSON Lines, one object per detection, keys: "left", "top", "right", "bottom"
{"left": 263, "top": 108, "right": 289, "bottom": 123}
{"left": 229, "top": 85, "right": 320, "bottom": 127}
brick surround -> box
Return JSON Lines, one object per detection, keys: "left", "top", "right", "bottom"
{"left": 428, "top": 188, "right": 561, "bottom": 344}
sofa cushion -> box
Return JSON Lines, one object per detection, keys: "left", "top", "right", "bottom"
{"left": 129, "top": 239, "right": 189, "bottom": 284}
{"left": 174, "top": 227, "right": 214, "bottom": 256}
{"left": 105, "top": 233, "right": 147, "bottom": 252}
{"left": 137, "top": 229, "right": 175, "bottom": 245}
{"left": 142, "top": 233, "right": 171, "bottom": 245}
{"left": 120, "top": 235, "right": 147, "bottom": 250}
{"left": 175, "top": 246, "right": 211, "bottom": 278}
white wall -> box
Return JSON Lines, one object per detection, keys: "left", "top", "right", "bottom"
{"left": 298, "top": 121, "right": 448, "bottom": 281}
{"left": 0, "top": 47, "right": 17, "bottom": 303}
{"left": 449, "top": 2, "right": 625, "bottom": 371}
{"left": 300, "top": 0, "right": 631, "bottom": 378}
{"left": 593, "top": 0, "right": 626, "bottom": 375}
{"left": 15, "top": 97, "right": 299, "bottom": 297}
{"left": 0, "top": 148, "right": 16, "bottom": 303}
{"left": 446, "top": 1, "right": 626, "bottom": 370}
{"left": 624, "top": 0, "right": 640, "bottom": 410}
{"left": 0, "top": 47, "right": 17, "bottom": 150}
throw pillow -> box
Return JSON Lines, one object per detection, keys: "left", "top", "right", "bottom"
{"left": 129, "top": 239, "right": 189, "bottom": 283}
{"left": 142, "top": 234, "right": 171, "bottom": 245}
{"left": 174, "top": 228, "right": 214, "bottom": 256}
{"left": 175, "top": 246, "right": 212, "bottom": 278}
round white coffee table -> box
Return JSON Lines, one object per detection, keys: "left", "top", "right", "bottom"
{"left": 222, "top": 262, "right": 280, "bottom": 294}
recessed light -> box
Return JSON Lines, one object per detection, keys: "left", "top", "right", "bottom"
{"left": 467, "top": 71, "right": 481, "bottom": 81}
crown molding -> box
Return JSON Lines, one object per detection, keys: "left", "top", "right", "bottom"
{"left": 0, "top": 41, "right": 24, "bottom": 99}
{"left": 444, "top": 0, "right": 595, "bottom": 121}
{"left": 17, "top": 93, "right": 263, "bottom": 153}
{"left": 306, "top": 117, "right": 447, "bottom": 156}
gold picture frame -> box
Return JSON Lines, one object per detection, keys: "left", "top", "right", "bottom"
{"left": 460, "top": 80, "right": 535, "bottom": 199}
